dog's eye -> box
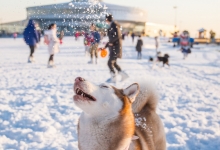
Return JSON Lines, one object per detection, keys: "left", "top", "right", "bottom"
{"left": 100, "top": 85, "right": 109, "bottom": 88}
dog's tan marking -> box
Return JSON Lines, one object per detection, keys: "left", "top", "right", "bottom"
{"left": 112, "top": 87, "right": 133, "bottom": 115}
{"left": 112, "top": 87, "right": 136, "bottom": 148}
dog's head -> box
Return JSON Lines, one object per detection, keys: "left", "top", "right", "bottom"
{"left": 73, "top": 77, "right": 139, "bottom": 116}
{"left": 164, "top": 54, "right": 169, "bottom": 58}
{"left": 157, "top": 51, "right": 162, "bottom": 56}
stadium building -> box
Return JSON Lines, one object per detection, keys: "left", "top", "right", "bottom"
{"left": 0, "top": 0, "right": 174, "bottom": 37}
{"left": 26, "top": 0, "right": 147, "bottom": 35}
{"left": 0, "top": 0, "right": 147, "bottom": 36}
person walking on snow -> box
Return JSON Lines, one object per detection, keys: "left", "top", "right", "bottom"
{"left": 23, "top": 19, "right": 40, "bottom": 63}
{"left": 136, "top": 35, "right": 143, "bottom": 59}
{"left": 13, "top": 32, "right": 17, "bottom": 40}
{"left": 44, "top": 23, "right": 59, "bottom": 68}
{"left": 75, "top": 31, "right": 80, "bottom": 41}
{"left": 131, "top": 32, "right": 135, "bottom": 43}
{"left": 88, "top": 23, "right": 100, "bottom": 64}
{"left": 155, "top": 36, "right": 159, "bottom": 53}
{"left": 104, "top": 14, "right": 129, "bottom": 83}
{"left": 180, "top": 30, "right": 191, "bottom": 59}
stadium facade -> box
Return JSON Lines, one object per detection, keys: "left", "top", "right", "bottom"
{"left": 0, "top": 0, "right": 147, "bottom": 36}
{"left": 0, "top": 0, "right": 174, "bottom": 37}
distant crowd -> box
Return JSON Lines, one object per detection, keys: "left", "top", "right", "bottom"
{"left": 22, "top": 14, "right": 130, "bottom": 83}
{"left": 22, "top": 15, "right": 196, "bottom": 82}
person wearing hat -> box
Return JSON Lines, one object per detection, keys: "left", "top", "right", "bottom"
{"left": 104, "top": 14, "right": 129, "bottom": 83}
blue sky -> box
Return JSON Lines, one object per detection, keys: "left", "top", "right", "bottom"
{"left": 0, "top": 0, "right": 220, "bottom": 37}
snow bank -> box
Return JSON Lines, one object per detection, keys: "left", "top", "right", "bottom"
{"left": 0, "top": 37, "right": 219, "bottom": 149}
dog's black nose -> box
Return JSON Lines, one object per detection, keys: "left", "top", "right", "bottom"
{"left": 75, "top": 77, "right": 85, "bottom": 82}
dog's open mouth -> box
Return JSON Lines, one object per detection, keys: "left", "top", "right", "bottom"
{"left": 75, "top": 88, "right": 96, "bottom": 101}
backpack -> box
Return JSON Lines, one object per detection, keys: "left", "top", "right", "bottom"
{"left": 94, "top": 32, "right": 101, "bottom": 43}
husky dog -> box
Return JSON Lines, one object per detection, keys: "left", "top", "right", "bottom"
{"left": 73, "top": 77, "right": 166, "bottom": 150}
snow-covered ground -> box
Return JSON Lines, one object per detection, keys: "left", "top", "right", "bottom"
{"left": 0, "top": 37, "right": 219, "bottom": 150}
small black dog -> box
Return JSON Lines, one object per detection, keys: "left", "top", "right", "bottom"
{"left": 149, "top": 52, "right": 170, "bottom": 67}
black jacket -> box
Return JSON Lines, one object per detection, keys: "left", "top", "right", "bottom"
{"left": 106, "top": 21, "right": 122, "bottom": 58}
{"left": 136, "top": 39, "right": 143, "bottom": 52}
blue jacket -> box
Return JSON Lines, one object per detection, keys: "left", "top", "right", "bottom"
{"left": 91, "top": 31, "right": 100, "bottom": 45}
{"left": 23, "top": 20, "right": 39, "bottom": 46}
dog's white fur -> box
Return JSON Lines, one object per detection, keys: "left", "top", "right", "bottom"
{"left": 132, "top": 81, "right": 158, "bottom": 113}
{"left": 150, "top": 52, "right": 161, "bottom": 69}
{"left": 74, "top": 82, "right": 122, "bottom": 117}
{"left": 74, "top": 79, "right": 139, "bottom": 150}
{"left": 150, "top": 52, "right": 170, "bottom": 69}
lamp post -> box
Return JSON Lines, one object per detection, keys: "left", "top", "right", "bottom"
{"left": 173, "top": 6, "right": 177, "bottom": 31}
{"left": 179, "top": 21, "right": 182, "bottom": 32}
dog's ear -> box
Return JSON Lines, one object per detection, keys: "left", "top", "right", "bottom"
{"left": 123, "top": 83, "right": 139, "bottom": 103}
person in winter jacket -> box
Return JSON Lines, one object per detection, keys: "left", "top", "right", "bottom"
{"left": 136, "top": 35, "right": 143, "bottom": 59}
{"left": 23, "top": 19, "right": 40, "bottom": 63}
{"left": 88, "top": 23, "right": 100, "bottom": 64}
{"left": 13, "top": 32, "right": 17, "bottom": 40}
{"left": 180, "top": 31, "right": 191, "bottom": 59}
{"left": 75, "top": 31, "right": 80, "bottom": 41}
{"left": 155, "top": 36, "right": 159, "bottom": 53}
{"left": 104, "top": 14, "right": 129, "bottom": 83}
{"left": 44, "top": 23, "right": 59, "bottom": 68}
{"left": 131, "top": 33, "right": 135, "bottom": 43}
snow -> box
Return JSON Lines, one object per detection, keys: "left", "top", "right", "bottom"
{"left": 0, "top": 37, "right": 220, "bottom": 150}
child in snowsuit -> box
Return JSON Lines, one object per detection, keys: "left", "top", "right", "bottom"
{"left": 88, "top": 23, "right": 101, "bottom": 64}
